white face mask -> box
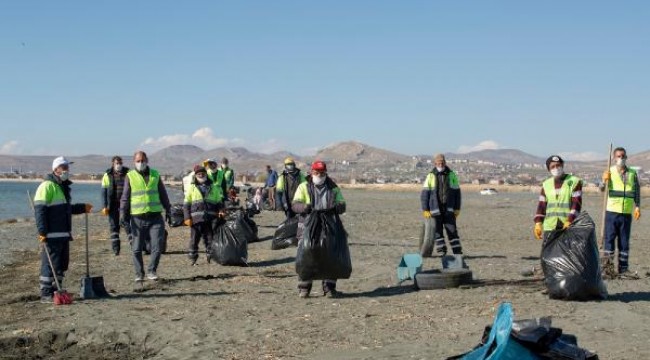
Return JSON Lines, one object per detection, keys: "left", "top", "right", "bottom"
{"left": 196, "top": 175, "right": 207, "bottom": 183}
{"left": 286, "top": 164, "right": 295, "bottom": 172}
{"left": 114, "top": 164, "right": 123, "bottom": 172}
{"left": 135, "top": 161, "right": 148, "bottom": 171}
{"left": 550, "top": 167, "right": 564, "bottom": 178}
{"left": 616, "top": 158, "right": 626, "bottom": 167}
{"left": 312, "top": 174, "right": 326, "bottom": 186}
{"left": 436, "top": 166, "right": 445, "bottom": 172}
{"left": 58, "top": 171, "right": 69, "bottom": 181}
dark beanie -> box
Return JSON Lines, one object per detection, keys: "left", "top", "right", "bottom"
{"left": 545, "top": 155, "right": 564, "bottom": 170}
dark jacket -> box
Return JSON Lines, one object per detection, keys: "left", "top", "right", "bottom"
{"left": 101, "top": 166, "right": 130, "bottom": 210}
{"left": 34, "top": 173, "right": 87, "bottom": 238}
{"left": 420, "top": 167, "right": 461, "bottom": 215}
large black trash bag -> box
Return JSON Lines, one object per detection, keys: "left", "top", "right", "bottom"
{"left": 223, "top": 210, "right": 259, "bottom": 243}
{"left": 541, "top": 211, "right": 607, "bottom": 301}
{"left": 271, "top": 216, "right": 299, "bottom": 250}
{"left": 295, "top": 211, "right": 352, "bottom": 280}
{"left": 168, "top": 203, "right": 185, "bottom": 227}
{"left": 210, "top": 221, "right": 247, "bottom": 266}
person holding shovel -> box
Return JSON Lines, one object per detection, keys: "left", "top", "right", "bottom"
{"left": 34, "top": 156, "right": 93, "bottom": 303}
{"left": 601, "top": 147, "right": 641, "bottom": 276}
{"left": 533, "top": 155, "right": 583, "bottom": 243}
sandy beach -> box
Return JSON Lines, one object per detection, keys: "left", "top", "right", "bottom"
{"left": 1, "top": 189, "right": 649, "bottom": 359}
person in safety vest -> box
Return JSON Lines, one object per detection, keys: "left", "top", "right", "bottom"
{"left": 100, "top": 156, "right": 131, "bottom": 256}
{"left": 220, "top": 157, "right": 235, "bottom": 197}
{"left": 534, "top": 155, "right": 583, "bottom": 244}
{"left": 34, "top": 156, "right": 93, "bottom": 303}
{"left": 600, "top": 147, "right": 641, "bottom": 275}
{"left": 420, "top": 153, "right": 463, "bottom": 255}
{"left": 202, "top": 158, "right": 220, "bottom": 184}
{"left": 120, "top": 151, "right": 171, "bottom": 282}
{"left": 183, "top": 165, "right": 225, "bottom": 265}
{"left": 276, "top": 157, "right": 307, "bottom": 219}
{"left": 292, "top": 160, "right": 346, "bottom": 298}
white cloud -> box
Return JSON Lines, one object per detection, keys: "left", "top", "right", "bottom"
{"left": 558, "top": 151, "right": 604, "bottom": 162}
{"left": 139, "top": 127, "right": 289, "bottom": 154}
{"left": 457, "top": 140, "right": 501, "bottom": 153}
{"left": 0, "top": 140, "right": 21, "bottom": 154}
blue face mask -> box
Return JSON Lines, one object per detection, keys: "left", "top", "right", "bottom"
{"left": 58, "top": 171, "right": 69, "bottom": 181}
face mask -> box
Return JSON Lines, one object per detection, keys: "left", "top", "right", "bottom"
{"left": 58, "top": 171, "right": 69, "bottom": 181}
{"left": 135, "top": 161, "right": 148, "bottom": 171}
{"left": 286, "top": 164, "right": 295, "bottom": 172}
{"left": 196, "top": 175, "right": 207, "bottom": 183}
{"left": 221, "top": 164, "right": 227, "bottom": 169}
{"left": 616, "top": 158, "right": 626, "bottom": 167}
{"left": 550, "top": 167, "right": 564, "bottom": 178}
{"left": 114, "top": 164, "right": 123, "bottom": 172}
{"left": 436, "top": 166, "right": 445, "bottom": 172}
{"left": 312, "top": 174, "right": 326, "bottom": 186}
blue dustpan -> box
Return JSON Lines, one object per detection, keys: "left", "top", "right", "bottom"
{"left": 397, "top": 253, "right": 423, "bottom": 282}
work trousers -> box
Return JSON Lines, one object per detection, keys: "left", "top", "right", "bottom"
{"left": 298, "top": 279, "right": 337, "bottom": 293}
{"left": 188, "top": 221, "right": 214, "bottom": 262}
{"left": 433, "top": 210, "right": 462, "bottom": 255}
{"left": 604, "top": 211, "right": 633, "bottom": 272}
{"left": 108, "top": 204, "right": 131, "bottom": 253}
{"left": 131, "top": 214, "right": 165, "bottom": 277}
{"left": 39, "top": 239, "right": 70, "bottom": 297}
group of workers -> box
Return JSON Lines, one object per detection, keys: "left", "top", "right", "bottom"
{"left": 33, "top": 147, "right": 641, "bottom": 302}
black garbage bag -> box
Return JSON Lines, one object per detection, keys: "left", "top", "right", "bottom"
{"left": 210, "top": 222, "right": 247, "bottom": 266}
{"left": 222, "top": 210, "right": 259, "bottom": 243}
{"left": 271, "top": 216, "right": 299, "bottom": 250}
{"left": 295, "top": 211, "right": 352, "bottom": 280}
{"left": 541, "top": 211, "right": 607, "bottom": 301}
{"left": 167, "top": 203, "right": 184, "bottom": 227}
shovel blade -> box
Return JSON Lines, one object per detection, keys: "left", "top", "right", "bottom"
{"left": 80, "top": 276, "right": 110, "bottom": 299}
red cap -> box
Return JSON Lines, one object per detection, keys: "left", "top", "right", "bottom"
{"left": 311, "top": 161, "right": 327, "bottom": 172}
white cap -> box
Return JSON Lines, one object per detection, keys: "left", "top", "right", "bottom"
{"left": 52, "top": 156, "right": 73, "bottom": 171}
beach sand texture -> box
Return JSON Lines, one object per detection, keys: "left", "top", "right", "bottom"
{"left": 0, "top": 189, "right": 648, "bottom": 359}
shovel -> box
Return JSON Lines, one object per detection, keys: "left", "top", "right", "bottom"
{"left": 80, "top": 213, "right": 110, "bottom": 299}
{"left": 43, "top": 244, "right": 73, "bottom": 305}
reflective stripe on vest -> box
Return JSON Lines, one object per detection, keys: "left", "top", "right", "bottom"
{"left": 542, "top": 175, "right": 579, "bottom": 231}
{"left": 47, "top": 232, "right": 70, "bottom": 238}
{"left": 607, "top": 166, "right": 637, "bottom": 214}
{"left": 127, "top": 169, "right": 163, "bottom": 215}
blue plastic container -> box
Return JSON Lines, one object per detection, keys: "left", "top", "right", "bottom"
{"left": 397, "top": 253, "right": 423, "bottom": 282}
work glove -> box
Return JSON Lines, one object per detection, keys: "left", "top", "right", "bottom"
{"left": 38, "top": 234, "right": 47, "bottom": 243}
{"left": 101, "top": 208, "right": 109, "bottom": 216}
{"left": 422, "top": 211, "right": 431, "bottom": 219}
{"left": 634, "top": 207, "right": 641, "bottom": 221}
{"left": 602, "top": 170, "right": 611, "bottom": 183}
{"left": 184, "top": 219, "right": 192, "bottom": 227}
{"left": 534, "top": 222, "right": 543, "bottom": 240}
{"left": 562, "top": 221, "right": 570, "bottom": 230}
{"left": 335, "top": 202, "right": 346, "bottom": 215}
{"left": 454, "top": 210, "right": 460, "bottom": 219}
{"left": 304, "top": 204, "right": 312, "bottom": 214}
{"left": 85, "top": 204, "right": 93, "bottom": 213}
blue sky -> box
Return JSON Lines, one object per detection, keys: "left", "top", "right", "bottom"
{"left": 1, "top": 1, "right": 649, "bottom": 160}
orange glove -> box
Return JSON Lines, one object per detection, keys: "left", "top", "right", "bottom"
{"left": 38, "top": 234, "right": 47, "bottom": 243}
{"left": 454, "top": 210, "right": 460, "bottom": 219}
{"left": 634, "top": 207, "right": 641, "bottom": 221}
{"left": 602, "top": 170, "right": 611, "bottom": 183}
{"left": 101, "top": 208, "right": 109, "bottom": 216}
{"left": 534, "top": 223, "right": 543, "bottom": 240}
{"left": 85, "top": 204, "right": 93, "bottom": 213}
{"left": 184, "top": 219, "right": 192, "bottom": 227}
{"left": 422, "top": 211, "right": 431, "bottom": 219}
{"left": 562, "top": 221, "right": 570, "bottom": 230}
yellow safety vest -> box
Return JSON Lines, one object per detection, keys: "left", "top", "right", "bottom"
{"left": 127, "top": 169, "right": 163, "bottom": 215}
{"left": 542, "top": 175, "right": 580, "bottom": 231}
{"left": 606, "top": 166, "right": 637, "bottom": 214}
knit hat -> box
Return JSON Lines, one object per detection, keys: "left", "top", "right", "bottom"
{"left": 545, "top": 155, "right": 564, "bottom": 170}
{"left": 193, "top": 165, "right": 207, "bottom": 174}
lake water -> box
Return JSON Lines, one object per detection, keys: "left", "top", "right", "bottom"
{"left": 0, "top": 181, "right": 184, "bottom": 220}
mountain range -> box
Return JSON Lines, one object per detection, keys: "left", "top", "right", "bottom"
{"left": 0, "top": 141, "right": 648, "bottom": 176}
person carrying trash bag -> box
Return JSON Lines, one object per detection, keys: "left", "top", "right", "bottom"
{"left": 292, "top": 160, "right": 349, "bottom": 298}
{"left": 100, "top": 156, "right": 131, "bottom": 256}
{"left": 276, "top": 157, "right": 307, "bottom": 219}
{"left": 534, "top": 155, "right": 583, "bottom": 244}
{"left": 420, "top": 153, "right": 463, "bottom": 256}
{"left": 34, "top": 156, "right": 93, "bottom": 303}
{"left": 600, "top": 147, "right": 641, "bottom": 276}
{"left": 183, "top": 165, "right": 225, "bottom": 265}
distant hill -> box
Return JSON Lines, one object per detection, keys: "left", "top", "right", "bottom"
{"left": 446, "top": 149, "right": 545, "bottom": 165}
{"left": 314, "top": 141, "right": 412, "bottom": 164}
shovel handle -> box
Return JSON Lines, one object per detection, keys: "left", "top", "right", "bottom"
{"left": 85, "top": 212, "right": 90, "bottom": 277}
{"left": 43, "top": 244, "right": 63, "bottom": 292}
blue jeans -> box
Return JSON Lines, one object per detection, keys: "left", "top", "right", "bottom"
{"left": 131, "top": 214, "right": 165, "bottom": 277}
{"left": 604, "top": 211, "right": 632, "bottom": 272}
